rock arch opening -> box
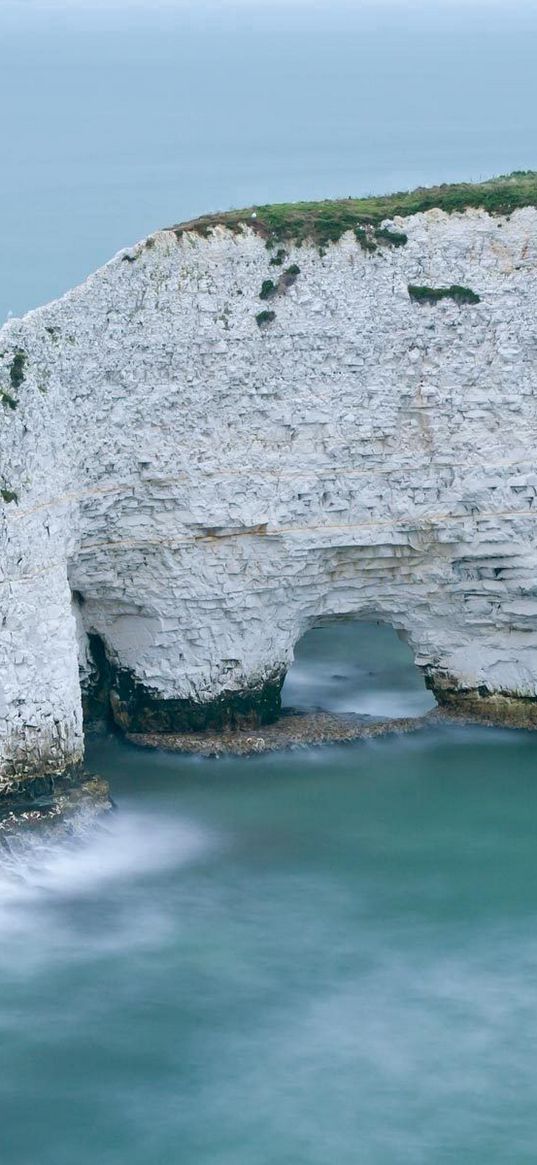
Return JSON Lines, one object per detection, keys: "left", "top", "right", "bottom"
{"left": 7, "top": 204, "right": 537, "bottom": 782}
{"left": 282, "top": 620, "right": 436, "bottom": 720}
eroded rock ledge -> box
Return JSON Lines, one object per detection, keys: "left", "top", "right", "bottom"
{"left": 4, "top": 172, "right": 537, "bottom": 784}
{"left": 428, "top": 677, "right": 537, "bottom": 729}
{"left": 126, "top": 703, "right": 537, "bottom": 759}
{"left": 126, "top": 710, "right": 427, "bottom": 757}
{"left": 0, "top": 768, "right": 112, "bottom": 835}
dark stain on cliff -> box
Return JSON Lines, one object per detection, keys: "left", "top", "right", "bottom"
{"left": 10, "top": 349, "right": 27, "bottom": 390}
{"left": 109, "top": 666, "right": 285, "bottom": 735}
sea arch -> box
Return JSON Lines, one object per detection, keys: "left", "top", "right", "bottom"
{"left": 4, "top": 191, "right": 537, "bottom": 779}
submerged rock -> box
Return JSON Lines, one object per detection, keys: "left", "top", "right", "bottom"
{"left": 126, "top": 708, "right": 431, "bottom": 756}
{"left": 127, "top": 703, "right": 537, "bottom": 757}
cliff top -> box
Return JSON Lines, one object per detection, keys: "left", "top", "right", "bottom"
{"left": 170, "top": 171, "right": 537, "bottom": 249}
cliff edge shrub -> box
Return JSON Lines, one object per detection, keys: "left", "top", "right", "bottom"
{"left": 408, "top": 284, "right": 481, "bottom": 305}
{"left": 169, "top": 171, "right": 537, "bottom": 249}
{"left": 256, "top": 310, "right": 276, "bottom": 327}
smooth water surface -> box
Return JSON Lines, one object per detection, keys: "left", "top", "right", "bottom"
{"left": 282, "top": 621, "right": 436, "bottom": 718}
{"left": 2, "top": 0, "right": 537, "bottom": 321}
{"left": 2, "top": 624, "right": 537, "bottom": 1163}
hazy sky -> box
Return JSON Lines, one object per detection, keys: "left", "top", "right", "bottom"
{"left": 3, "top": 0, "right": 536, "bottom": 9}
{"left": 2, "top": 0, "right": 536, "bottom": 318}
{"left": 3, "top": 0, "right": 536, "bottom": 28}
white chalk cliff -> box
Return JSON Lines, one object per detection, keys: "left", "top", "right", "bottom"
{"left": 3, "top": 198, "right": 537, "bottom": 781}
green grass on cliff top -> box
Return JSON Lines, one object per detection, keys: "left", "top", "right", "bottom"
{"left": 170, "top": 171, "right": 537, "bottom": 248}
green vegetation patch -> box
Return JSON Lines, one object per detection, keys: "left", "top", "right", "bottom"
{"left": 167, "top": 171, "right": 537, "bottom": 249}
{"left": 174, "top": 222, "right": 212, "bottom": 242}
{"left": 1, "top": 487, "right": 18, "bottom": 504}
{"left": 10, "top": 350, "right": 26, "bottom": 391}
{"left": 0, "top": 389, "right": 17, "bottom": 409}
{"left": 355, "top": 226, "right": 378, "bottom": 253}
{"left": 256, "top": 310, "right": 276, "bottom": 327}
{"left": 269, "top": 248, "right": 287, "bottom": 266}
{"left": 259, "top": 279, "right": 277, "bottom": 300}
{"left": 375, "top": 227, "right": 408, "bottom": 247}
{"left": 408, "top": 284, "right": 481, "bottom": 305}
{"left": 284, "top": 264, "right": 301, "bottom": 277}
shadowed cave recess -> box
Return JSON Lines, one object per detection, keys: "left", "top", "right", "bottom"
{"left": 80, "top": 618, "right": 435, "bottom": 738}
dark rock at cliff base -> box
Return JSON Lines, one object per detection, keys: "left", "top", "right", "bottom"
{"left": 126, "top": 704, "right": 537, "bottom": 758}
{"left": 427, "top": 679, "right": 537, "bottom": 729}
{"left": 126, "top": 709, "right": 430, "bottom": 757}
{"left": 109, "top": 666, "right": 285, "bottom": 734}
{"left": 0, "top": 770, "right": 113, "bottom": 836}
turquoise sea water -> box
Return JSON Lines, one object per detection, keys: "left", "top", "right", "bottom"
{"left": 2, "top": 625, "right": 537, "bottom": 1162}
{"left": 3, "top": 2, "right": 537, "bottom": 1159}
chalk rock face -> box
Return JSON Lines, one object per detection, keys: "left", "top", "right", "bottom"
{"left": 3, "top": 206, "right": 537, "bottom": 778}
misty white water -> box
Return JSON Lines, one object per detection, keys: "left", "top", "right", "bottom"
{"left": 2, "top": 625, "right": 537, "bottom": 1162}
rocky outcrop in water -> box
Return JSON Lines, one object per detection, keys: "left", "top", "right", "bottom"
{"left": 3, "top": 175, "right": 537, "bottom": 784}
{"left": 0, "top": 769, "right": 112, "bottom": 836}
